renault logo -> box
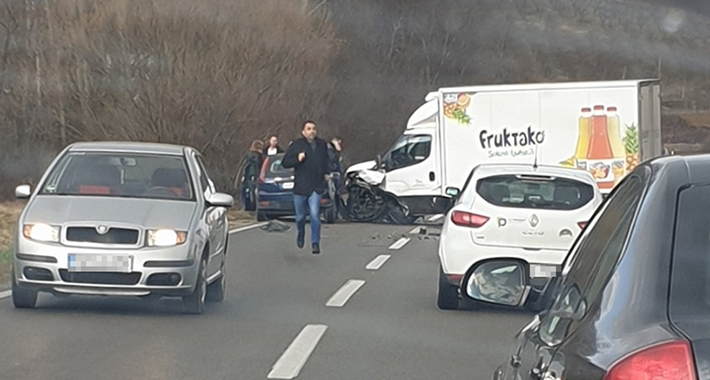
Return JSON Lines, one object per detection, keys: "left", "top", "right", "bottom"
{"left": 96, "top": 225, "right": 109, "bottom": 235}
{"left": 529, "top": 214, "right": 540, "bottom": 228}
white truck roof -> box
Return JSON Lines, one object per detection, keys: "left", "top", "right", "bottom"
{"left": 438, "top": 79, "right": 659, "bottom": 95}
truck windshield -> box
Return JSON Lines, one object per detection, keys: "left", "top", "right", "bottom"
{"left": 382, "top": 134, "right": 432, "bottom": 171}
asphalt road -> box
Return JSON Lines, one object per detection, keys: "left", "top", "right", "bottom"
{"left": 0, "top": 221, "right": 533, "bottom": 380}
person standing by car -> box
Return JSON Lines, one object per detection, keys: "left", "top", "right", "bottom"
{"left": 282, "top": 121, "right": 330, "bottom": 254}
{"left": 263, "top": 135, "right": 284, "bottom": 156}
{"left": 327, "top": 137, "right": 345, "bottom": 214}
{"left": 241, "top": 140, "right": 264, "bottom": 211}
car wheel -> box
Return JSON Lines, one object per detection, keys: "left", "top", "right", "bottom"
{"left": 324, "top": 206, "right": 337, "bottom": 224}
{"left": 183, "top": 257, "right": 207, "bottom": 314}
{"left": 437, "top": 266, "right": 459, "bottom": 310}
{"left": 256, "top": 210, "right": 268, "bottom": 222}
{"left": 11, "top": 269, "right": 38, "bottom": 309}
{"left": 207, "top": 260, "right": 226, "bottom": 303}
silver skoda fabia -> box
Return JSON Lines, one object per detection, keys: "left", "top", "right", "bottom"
{"left": 11, "top": 142, "right": 233, "bottom": 314}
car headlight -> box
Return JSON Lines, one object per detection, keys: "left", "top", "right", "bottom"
{"left": 147, "top": 229, "right": 187, "bottom": 247}
{"left": 23, "top": 223, "right": 60, "bottom": 242}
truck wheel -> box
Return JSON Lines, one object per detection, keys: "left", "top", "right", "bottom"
{"left": 12, "top": 270, "right": 38, "bottom": 309}
{"left": 386, "top": 200, "right": 415, "bottom": 225}
{"left": 437, "top": 266, "right": 459, "bottom": 310}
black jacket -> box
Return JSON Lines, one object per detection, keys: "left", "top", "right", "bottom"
{"left": 282, "top": 137, "right": 330, "bottom": 196}
{"left": 243, "top": 151, "right": 263, "bottom": 182}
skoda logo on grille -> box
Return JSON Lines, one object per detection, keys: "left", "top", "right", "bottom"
{"left": 529, "top": 214, "right": 540, "bottom": 228}
{"left": 96, "top": 225, "right": 110, "bottom": 235}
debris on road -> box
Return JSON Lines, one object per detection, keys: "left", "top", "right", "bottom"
{"left": 261, "top": 220, "right": 291, "bottom": 233}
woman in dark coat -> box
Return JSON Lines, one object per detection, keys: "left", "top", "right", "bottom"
{"left": 241, "top": 140, "right": 265, "bottom": 211}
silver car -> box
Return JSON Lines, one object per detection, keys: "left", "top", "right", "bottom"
{"left": 11, "top": 142, "right": 233, "bottom": 314}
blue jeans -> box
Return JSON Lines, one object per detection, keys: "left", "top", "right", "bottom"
{"left": 294, "top": 191, "right": 322, "bottom": 244}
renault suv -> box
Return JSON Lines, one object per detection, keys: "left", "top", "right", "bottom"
{"left": 437, "top": 164, "right": 602, "bottom": 310}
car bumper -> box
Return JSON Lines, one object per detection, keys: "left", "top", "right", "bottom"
{"left": 439, "top": 225, "right": 566, "bottom": 285}
{"left": 13, "top": 243, "right": 200, "bottom": 297}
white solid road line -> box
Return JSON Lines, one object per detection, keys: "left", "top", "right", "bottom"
{"left": 0, "top": 290, "right": 11, "bottom": 300}
{"left": 267, "top": 324, "right": 328, "bottom": 379}
{"left": 388, "top": 237, "right": 411, "bottom": 250}
{"left": 428, "top": 214, "right": 444, "bottom": 222}
{"left": 326, "top": 279, "right": 366, "bottom": 308}
{"left": 366, "top": 255, "right": 391, "bottom": 271}
{"left": 228, "top": 221, "right": 267, "bottom": 234}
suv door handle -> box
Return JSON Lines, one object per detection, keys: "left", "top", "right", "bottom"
{"left": 429, "top": 172, "right": 435, "bottom": 181}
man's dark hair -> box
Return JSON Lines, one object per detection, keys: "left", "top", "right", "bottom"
{"left": 302, "top": 120, "right": 317, "bottom": 130}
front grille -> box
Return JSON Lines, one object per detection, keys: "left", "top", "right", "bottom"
{"left": 59, "top": 270, "right": 141, "bottom": 285}
{"left": 66, "top": 227, "right": 139, "bottom": 245}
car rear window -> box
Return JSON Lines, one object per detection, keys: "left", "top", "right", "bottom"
{"left": 264, "top": 155, "right": 292, "bottom": 178}
{"left": 475, "top": 174, "right": 594, "bottom": 211}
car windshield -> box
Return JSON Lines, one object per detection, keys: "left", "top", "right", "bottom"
{"left": 264, "top": 155, "right": 292, "bottom": 178}
{"left": 39, "top": 152, "right": 194, "bottom": 201}
{"left": 476, "top": 174, "right": 594, "bottom": 211}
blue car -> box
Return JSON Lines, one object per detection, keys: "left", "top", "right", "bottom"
{"left": 256, "top": 153, "right": 337, "bottom": 223}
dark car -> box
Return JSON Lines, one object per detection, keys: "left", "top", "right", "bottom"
{"left": 462, "top": 155, "right": 710, "bottom": 380}
{"left": 256, "top": 153, "right": 337, "bottom": 223}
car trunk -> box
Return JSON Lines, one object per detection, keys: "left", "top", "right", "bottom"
{"left": 469, "top": 173, "right": 595, "bottom": 251}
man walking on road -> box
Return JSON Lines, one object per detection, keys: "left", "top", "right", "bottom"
{"left": 282, "top": 121, "right": 330, "bottom": 254}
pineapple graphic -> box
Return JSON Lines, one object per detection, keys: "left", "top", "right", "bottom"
{"left": 625, "top": 124, "right": 639, "bottom": 172}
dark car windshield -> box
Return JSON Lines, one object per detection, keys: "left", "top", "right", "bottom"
{"left": 39, "top": 152, "right": 194, "bottom": 201}
{"left": 264, "top": 154, "right": 293, "bottom": 178}
{"left": 476, "top": 174, "right": 595, "bottom": 211}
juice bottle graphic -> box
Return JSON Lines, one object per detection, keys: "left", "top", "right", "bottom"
{"left": 587, "top": 105, "right": 614, "bottom": 189}
{"left": 574, "top": 108, "right": 592, "bottom": 170}
{"left": 607, "top": 106, "right": 626, "bottom": 185}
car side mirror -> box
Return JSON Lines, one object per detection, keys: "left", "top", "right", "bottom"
{"left": 206, "top": 192, "right": 234, "bottom": 208}
{"left": 445, "top": 187, "right": 461, "bottom": 198}
{"left": 463, "top": 260, "right": 529, "bottom": 307}
{"left": 15, "top": 184, "right": 31, "bottom": 199}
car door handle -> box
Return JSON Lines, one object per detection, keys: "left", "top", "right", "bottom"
{"left": 429, "top": 171, "right": 435, "bottom": 181}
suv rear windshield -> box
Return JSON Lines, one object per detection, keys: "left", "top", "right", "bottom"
{"left": 264, "top": 155, "right": 292, "bottom": 178}
{"left": 475, "top": 174, "right": 594, "bottom": 210}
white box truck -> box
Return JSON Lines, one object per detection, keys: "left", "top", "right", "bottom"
{"left": 347, "top": 79, "right": 662, "bottom": 216}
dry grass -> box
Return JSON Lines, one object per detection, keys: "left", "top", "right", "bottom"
{"left": 679, "top": 114, "right": 710, "bottom": 128}
{"left": 0, "top": 202, "right": 24, "bottom": 289}
{"left": 227, "top": 209, "right": 257, "bottom": 228}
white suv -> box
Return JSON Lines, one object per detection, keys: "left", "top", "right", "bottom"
{"left": 437, "top": 164, "right": 602, "bottom": 310}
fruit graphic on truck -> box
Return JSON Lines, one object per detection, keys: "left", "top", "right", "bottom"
{"left": 625, "top": 124, "right": 639, "bottom": 172}
{"left": 443, "top": 93, "right": 472, "bottom": 125}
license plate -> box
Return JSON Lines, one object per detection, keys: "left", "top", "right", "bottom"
{"left": 530, "top": 264, "right": 559, "bottom": 278}
{"left": 282, "top": 182, "right": 294, "bottom": 190}
{"left": 68, "top": 254, "right": 132, "bottom": 273}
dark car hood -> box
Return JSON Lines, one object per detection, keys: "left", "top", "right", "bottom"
{"left": 24, "top": 195, "right": 198, "bottom": 230}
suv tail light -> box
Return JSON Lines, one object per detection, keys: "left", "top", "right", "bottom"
{"left": 578, "top": 221, "right": 587, "bottom": 229}
{"left": 605, "top": 340, "right": 697, "bottom": 380}
{"left": 451, "top": 211, "right": 489, "bottom": 228}
{"left": 258, "top": 158, "right": 270, "bottom": 184}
